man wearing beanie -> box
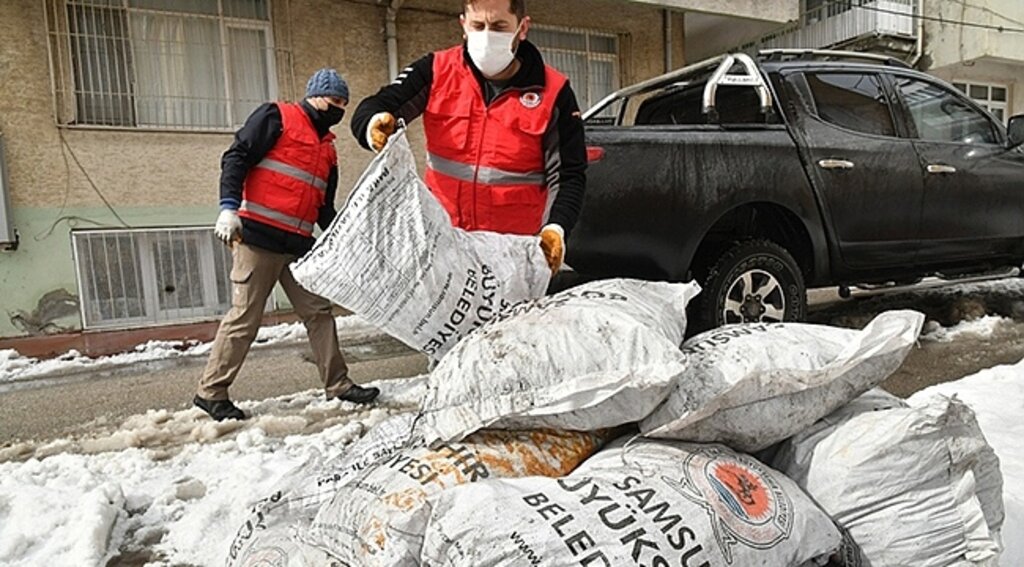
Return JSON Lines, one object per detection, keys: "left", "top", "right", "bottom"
{"left": 195, "top": 68, "right": 379, "bottom": 422}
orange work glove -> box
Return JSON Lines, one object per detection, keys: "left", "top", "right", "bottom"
{"left": 368, "top": 112, "right": 397, "bottom": 152}
{"left": 539, "top": 224, "right": 565, "bottom": 274}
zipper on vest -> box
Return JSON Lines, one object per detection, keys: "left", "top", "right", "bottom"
{"left": 470, "top": 107, "right": 490, "bottom": 229}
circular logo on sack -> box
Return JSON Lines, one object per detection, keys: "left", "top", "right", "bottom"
{"left": 239, "top": 546, "right": 288, "bottom": 567}
{"left": 520, "top": 92, "right": 542, "bottom": 109}
{"left": 669, "top": 446, "right": 793, "bottom": 562}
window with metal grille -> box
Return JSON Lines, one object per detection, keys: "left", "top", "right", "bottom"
{"left": 46, "top": 0, "right": 276, "bottom": 130}
{"left": 531, "top": 26, "right": 620, "bottom": 116}
{"left": 72, "top": 227, "right": 251, "bottom": 329}
{"left": 952, "top": 81, "right": 1009, "bottom": 123}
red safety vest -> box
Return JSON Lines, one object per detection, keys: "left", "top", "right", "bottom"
{"left": 239, "top": 102, "right": 336, "bottom": 237}
{"left": 423, "top": 46, "right": 567, "bottom": 235}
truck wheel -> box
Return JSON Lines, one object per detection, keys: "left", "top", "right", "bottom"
{"left": 693, "top": 239, "right": 806, "bottom": 331}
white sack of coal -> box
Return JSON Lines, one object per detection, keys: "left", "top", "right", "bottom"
{"left": 224, "top": 450, "right": 336, "bottom": 567}
{"left": 418, "top": 279, "right": 700, "bottom": 444}
{"left": 420, "top": 438, "right": 841, "bottom": 566}
{"left": 773, "top": 391, "right": 1004, "bottom": 566}
{"left": 304, "top": 429, "right": 604, "bottom": 566}
{"left": 291, "top": 129, "right": 550, "bottom": 362}
{"left": 226, "top": 412, "right": 422, "bottom": 567}
{"left": 640, "top": 310, "right": 925, "bottom": 452}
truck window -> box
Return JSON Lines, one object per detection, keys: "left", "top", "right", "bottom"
{"left": 893, "top": 77, "right": 999, "bottom": 145}
{"left": 634, "top": 85, "right": 770, "bottom": 126}
{"left": 805, "top": 73, "right": 896, "bottom": 137}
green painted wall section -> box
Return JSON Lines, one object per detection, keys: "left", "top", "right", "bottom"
{"left": 0, "top": 205, "right": 302, "bottom": 339}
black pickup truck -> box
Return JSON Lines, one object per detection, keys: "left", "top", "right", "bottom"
{"left": 566, "top": 49, "right": 1024, "bottom": 331}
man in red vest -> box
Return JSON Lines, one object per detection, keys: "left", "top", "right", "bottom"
{"left": 351, "top": 0, "right": 586, "bottom": 274}
{"left": 195, "top": 69, "right": 380, "bottom": 421}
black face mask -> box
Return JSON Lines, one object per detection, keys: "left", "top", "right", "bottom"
{"left": 320, "top": 105, "right": 345, "bottom": 126}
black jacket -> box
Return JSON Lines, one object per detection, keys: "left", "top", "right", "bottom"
{"left": 220, "top": 100, "right": 340, "bottom": 256}
{"left": 351, "top": 40, "right": 587, "bottom": 236}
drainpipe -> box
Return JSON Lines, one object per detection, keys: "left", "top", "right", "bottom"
{"left": 386, "top": 0, "right": 405, "bottom": 81}
{"left": 910, "top": 0, "right": 924, "bottom": 67}
{"left": 663, "top": 9, "right": 673, "bottom": 73}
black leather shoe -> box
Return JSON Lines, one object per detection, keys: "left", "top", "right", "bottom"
{"left": 334, "top": 385, "right": 380, "bottom": 405}
{"left": 193, "top": 395, "right": 246, "bottom": 421}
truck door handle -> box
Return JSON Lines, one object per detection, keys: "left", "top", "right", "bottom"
{"left": 818, "top": 159, "right": 855, "bottom": 170}
{"left": 926, "top": 164, "right": 957, "bottom": 174}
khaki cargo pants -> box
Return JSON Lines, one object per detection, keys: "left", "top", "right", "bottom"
{"left": 197, "top": 243, "right": 352, "bottom": 401}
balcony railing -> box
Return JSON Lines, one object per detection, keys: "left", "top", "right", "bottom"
{"left": 741, "top": 0, "right": 917, "bottom": 52}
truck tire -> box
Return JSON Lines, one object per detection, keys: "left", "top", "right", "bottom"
{"left": 692, "top": 239, "right": 806, "bottom": 333}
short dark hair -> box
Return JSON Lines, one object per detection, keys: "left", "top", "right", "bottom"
{"left": 463, "top": 0, "right": 525, "bottom": 20}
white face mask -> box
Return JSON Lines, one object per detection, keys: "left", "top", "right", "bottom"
{"left": 466, "top": 27, "right": 518, "bottom": 77}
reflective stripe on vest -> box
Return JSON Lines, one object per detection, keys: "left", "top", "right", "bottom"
{"left": 240, "top": 199, "right": 315, "bottom": 234}
{"left": 426, "top": 151, "right": 546, "bottom": 185}
{"left": 254, "top": 157, "right": 328, "bottom": 192}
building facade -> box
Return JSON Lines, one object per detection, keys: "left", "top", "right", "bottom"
{"left": 0, "top": 0, "right": 795, "bottom": 344}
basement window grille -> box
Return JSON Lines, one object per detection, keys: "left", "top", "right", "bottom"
{"left": 45, "top": 0, "right": 277, "bottom": 130}
{"left": 72, "top": 227, "right": 260, "bottom": 329}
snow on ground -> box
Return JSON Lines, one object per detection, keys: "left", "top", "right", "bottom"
{"left": 0, "top": 315, "right": 380, "bottom": 384}
{"left": 910, "top": 358, "right": 1024, "bottom": 565}
{"left": 1, "top": 356, "right": 1022, "bottom": 565}
{"left": 920, "top": 314, "right": 1010, "bottom": 342}
{"left": 0, "top": 375, "right": 425, "bottom": 566}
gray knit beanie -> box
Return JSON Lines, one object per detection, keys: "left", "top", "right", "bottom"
{"left": 305, "top": 68, "right": 349, "bottom": 101}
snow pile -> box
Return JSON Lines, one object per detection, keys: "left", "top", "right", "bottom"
{"left": 921, "top": 314, "right": 1009, "bottom": 343}
{"left": 0, "top": 377, "right": 423, "bottom": 566}
{"left": 910, "top": 358, "right": 1024, "bottom": 565}
{"left": 0, "top": 315, "right": 380, "bottom": 384}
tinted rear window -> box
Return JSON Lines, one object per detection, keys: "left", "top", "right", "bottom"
{"left": 806, "top": 73, "right": 896, "bottom": 137}
{"left": 635, "top": 85, "right": 772, "bottom": 125}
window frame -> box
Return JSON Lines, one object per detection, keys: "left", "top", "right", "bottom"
{"left": 888, "top": 72, "right": 1004, "bottom": 147}
{"left": 951, "top": 80, "right": 1010, "bottom": 124}
{"left": 49, "top": 0, "right": 278, "bottom": 132}
{"left": 529, "top": 24, "right": 621, "bottom": 115}
{"left": 71, "top": 226, "right": 269, "bottom": 330}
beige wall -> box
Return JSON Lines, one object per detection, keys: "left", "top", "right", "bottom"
{"left": 683, "top": 13, "right": 788, "bottom": 62}
{"left": 923, "top": 0, "right": 1024, "bottom": 121}
{"left": 924, "top": 0, "right": 1024, "bottom": 70}
{"left": 626, "top": 0, "right": 797, "bottom": 23}
{"left": 0, "top": 0, "right": 231, "bottom": 212}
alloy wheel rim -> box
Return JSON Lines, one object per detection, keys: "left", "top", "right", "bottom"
{"left": 722, "top": 268, "right": 786, "bottom": 324}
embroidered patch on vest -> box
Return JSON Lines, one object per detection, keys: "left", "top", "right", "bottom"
{"left": 520, "top": 92, "right": 542, "bottom": 109}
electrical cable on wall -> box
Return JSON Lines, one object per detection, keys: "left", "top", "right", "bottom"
{"left": 37, "top": 129, "right": 131, "bottom": 240}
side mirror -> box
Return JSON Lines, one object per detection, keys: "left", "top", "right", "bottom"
{"left": 1007, "top": 115, "right": 1024, "bottom": 149}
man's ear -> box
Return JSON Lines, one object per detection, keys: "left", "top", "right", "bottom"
{"left": 518, "top": 16, "right": 530, "bottom": 41}
{"left": 459, "top": 13, "right": 467, "bottom": 40}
